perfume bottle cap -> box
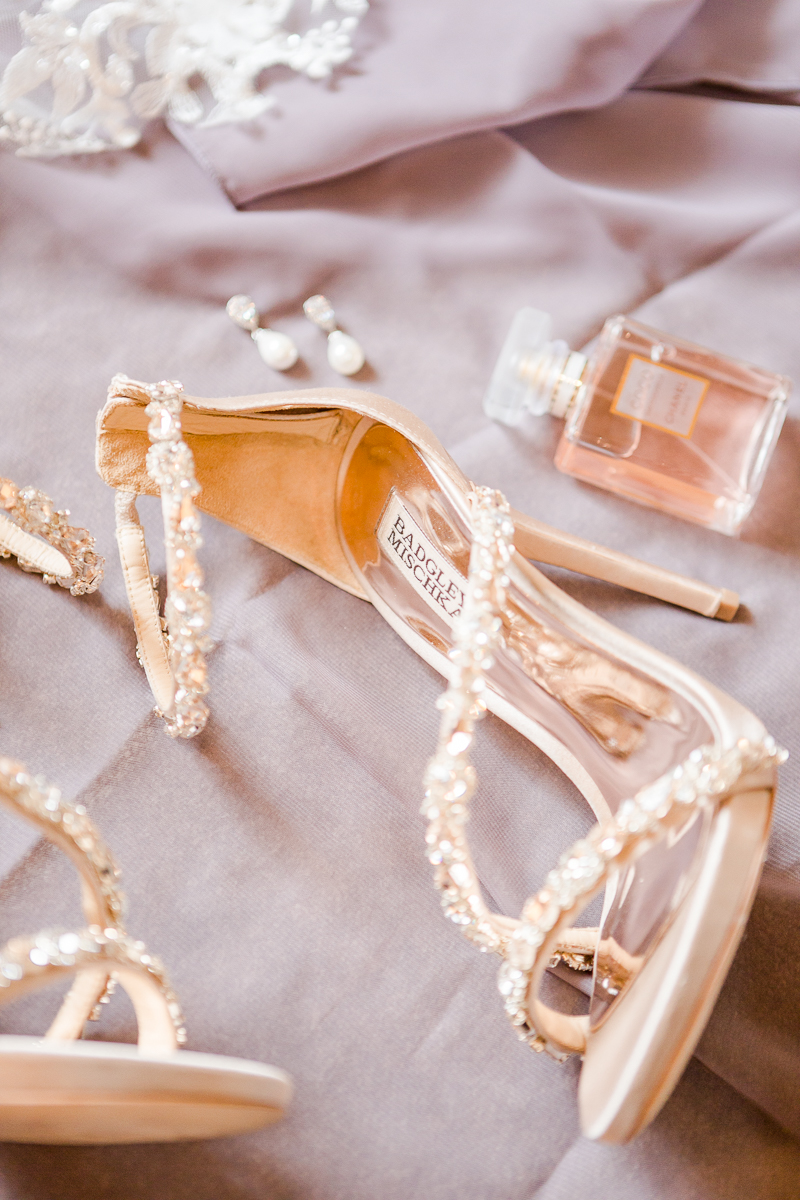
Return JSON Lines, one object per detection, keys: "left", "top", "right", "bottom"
{"left": 484, "top": 307, "right": 586, "bottom": 425}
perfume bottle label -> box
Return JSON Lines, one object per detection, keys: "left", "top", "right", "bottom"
{"left": 377, "top": 490, "right": 466, "bottom": 625}
{"left": 610, "top": 354, "right": 708, "bottom": 438}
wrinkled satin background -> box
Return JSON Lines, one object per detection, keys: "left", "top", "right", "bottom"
{"left": 0, "top": 1, "right": 799, "bottom": 1196}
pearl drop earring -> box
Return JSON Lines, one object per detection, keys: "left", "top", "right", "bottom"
{"left": 226, "top": 294, "right": 299, "bottom": 371}
{"left": 303, "top": 294, "right": 365, "bottom": 376}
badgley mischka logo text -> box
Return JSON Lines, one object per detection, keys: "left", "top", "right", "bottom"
{"left": 377, "top": 491, "right": 466, "bottom": 626}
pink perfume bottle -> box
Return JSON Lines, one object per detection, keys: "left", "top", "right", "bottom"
{"left": 484, "top": 309, "right": 790, "bottom": 535}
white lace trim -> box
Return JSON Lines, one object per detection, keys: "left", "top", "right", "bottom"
{"left": 0, "top": 0, "right": 368, "bottom": 157}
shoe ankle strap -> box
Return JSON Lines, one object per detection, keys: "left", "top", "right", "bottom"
{"left": 111, "top": 376, "right": 210, "bottom": 739}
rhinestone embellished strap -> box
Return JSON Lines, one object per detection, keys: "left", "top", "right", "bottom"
{"left": 423, "top": 488, "right": 787, "bottom": 1061}
{"left": 0, "top": 758, "right": 124, "bottom": 930}
{"left": 501, "top": 736, "right": 786, "bottom": 1058}
{"left": 0, "top": 927, "right": 185, "bottom": 1046}
{"left": 422, "top": 488, "right": 597, "bottom": 966}
{"left": 422, "top": 488, "right": 519, "bottom": 955}
{"left": 0, "top": 756, "right": 186, "bottom": 1047}
{"left": 421, "top": 488, "right": 594, "bottom": 964}
{"left": 0, "top": 477, "right": 103, "bottom": 595}
{"left": 110, "top": 375, "right": 210, "bottom": 739}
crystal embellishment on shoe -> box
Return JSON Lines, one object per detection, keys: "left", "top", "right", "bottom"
{"left": 144, "top": 380, "right": 211, "bottom": 738}
{"left": 0, "top": 752, "right": 291, "bottom": 1143}
{"left": 423, "top": 487, "right": 787, "bottom": 1060}
{"left": 0, "top": 925, "right": 184, "bottom": 1042}
{"left": 227, "top": 294, "right": 299, "bottom": 371}
{"left": 5, "top": 764, "right": 125, "bottom": 929}
{"left": 0, "top": 477, "right": 104, "bottom": 595}
{"left": 0, "top": 755, "right": 186, "bottom": 1045}
{"left": 421, "top": 488, "right": 516, "bottom": 956}
{"left": 303, "top": 294, "right": 365, "bottom": 376}
{"left": 498, "top": 737, "right": 788, "bottom": 1059}
{"left": 110, "top": 376, "right": 211, "bottom": 739}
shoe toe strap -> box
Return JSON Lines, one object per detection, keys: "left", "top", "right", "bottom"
{"left": 110, "top": 377, "right": 210, "bottom": 740}
{"left": 0, "top": 930, "right": 184, "bottom": 1052}
{"left": 0, "top": 758, "right": 185, "bottom": 1051}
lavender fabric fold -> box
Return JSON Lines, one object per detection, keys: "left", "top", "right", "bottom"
{"left": 170, "top": 0, "right": 703, "bottom": 203}
{"left": 638, "top": 0, "right": 800, "bottom": 93}
{"left": 0, "top": 73, "right": 799, "bottom": 1200}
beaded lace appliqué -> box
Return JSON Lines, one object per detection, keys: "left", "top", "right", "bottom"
{"left": 0, "top": 0, "right": 369, "bottom": 157}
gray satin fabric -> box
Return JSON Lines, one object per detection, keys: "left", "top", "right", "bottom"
{"left": 0, "top": 2, "right": 799, "bottom": 1196}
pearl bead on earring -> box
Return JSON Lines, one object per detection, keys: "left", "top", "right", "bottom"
{"left": 303, "top": 294, "right": 365, "bottom": 376}
{"left": 226, "top": 295, "right": 299, "bottom": 371}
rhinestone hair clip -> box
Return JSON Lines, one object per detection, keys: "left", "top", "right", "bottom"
{"left": 112, "top": 376, "right": 211, "bottom": 739}
{"left": 423, "top": 487, "right": 787, "bottom": 1060}
{"left": 0, "top": 477, "right": 104, "bottom": 595}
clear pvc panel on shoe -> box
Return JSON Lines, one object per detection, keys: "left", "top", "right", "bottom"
{"left": 337, "top": 419, "right": 713, "bottom": 1026}
{"left": 588, "top": 803, "right": 712, "bottom": 1027}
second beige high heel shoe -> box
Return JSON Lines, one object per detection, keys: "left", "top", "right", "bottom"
{"left": 0, "top": 756, "right": 291, "bottom": 1143}
{"left": 94, "top": 376, "right": 779, "bottom": 1144}
{"left": 0, "top": 466, "right": 290, "bottom": 1142}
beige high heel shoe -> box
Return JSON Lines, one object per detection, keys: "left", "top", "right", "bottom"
{"left": 0, "top": 757, "right": 291, "bottom": 1143}
{"left": 95, "top": 376, "right": 781, "bottom": 1143}
{"left": 0, "top": 480, "right": 289, "bottom": 1142}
